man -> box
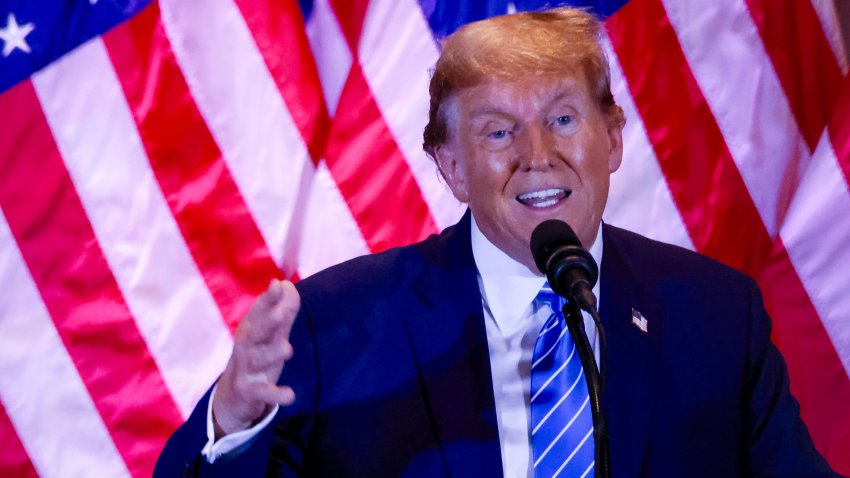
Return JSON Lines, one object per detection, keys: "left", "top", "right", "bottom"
{"left": 155, "top": 8, "right": 839, "bottom": 477}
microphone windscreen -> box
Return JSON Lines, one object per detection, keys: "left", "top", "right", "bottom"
{"left": 530, "top": 219, "right": 582, "bottom": 274}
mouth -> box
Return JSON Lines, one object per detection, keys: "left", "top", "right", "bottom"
{"left": 516, "top": 188, "right": 571, "bottom": 209}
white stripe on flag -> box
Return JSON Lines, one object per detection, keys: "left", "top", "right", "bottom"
{"left": 603, "top": 39, "right": 695, "bottom": 250}
{"left": 31, "top": 39, "right": 233, "bottom": 418}
{"left": 0, "top": 209, "right": 131, "bottom": 478}
{"left": 780, "top": 133, "right": 850, "bottom": 377}
{"left": 662, "top": 0, "right": 808, "bottom": 237}
{"left": 160, "top": 0, "right": 315, "bottom": 271}
{"left": 306, "top": 0, "right": 353, "bottom": 116}
{"left": 296, "top": 161, "right": 371, "bottom": 277}
{"left": 359, "top": 0, "right": 466, "bottom": 231}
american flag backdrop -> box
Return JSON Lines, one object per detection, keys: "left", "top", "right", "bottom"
{"left": 0, "top": 0, "right": 848, "bottom": 476}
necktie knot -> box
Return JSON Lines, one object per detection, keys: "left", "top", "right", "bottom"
{"left": 537, "top": 282, "right": 565, "bottom": 317}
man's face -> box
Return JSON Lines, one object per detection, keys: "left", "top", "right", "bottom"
{"left": 435, "top": 75, "right": 623, "bottom": 272}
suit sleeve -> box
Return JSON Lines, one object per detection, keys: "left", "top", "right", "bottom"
{"left": 743, "top": 281, "right": 842, "bottom": 477}
{"left": 153, "top": 305, "right": 319, "bottom": 477}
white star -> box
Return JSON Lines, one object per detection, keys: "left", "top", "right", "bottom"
{"left": 0, "top": 13, "right": 35, "bottom": 57}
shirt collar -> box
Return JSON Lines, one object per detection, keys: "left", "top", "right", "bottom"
{"left": 470, "top": 214, "right": 604, "bottom": 335}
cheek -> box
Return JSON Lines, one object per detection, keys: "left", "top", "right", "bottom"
{"left": 483, "top": 155, "right": 513, "bottom": 176}
{"left": 560, "top": 138, "right": 612, "bottom": 205}
{"left": 464, "top": 159, "right": 517, "bottom": 213}
{"left": 465, "top": 148, "right": 514, "bottom": 185}
{"left": 587, "top": 172, "right": 611, "bottom": 225}
{"left": 573, "top": 137, "right": 613, "bottom": 178}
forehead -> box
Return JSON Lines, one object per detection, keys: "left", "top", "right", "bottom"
{"left": 450, "top": 74, "right": 591, "bottom": 119}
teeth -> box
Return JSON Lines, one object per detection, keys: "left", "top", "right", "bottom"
{"left": 517, "top": 188, "right": 564, "bottom": 200}
{"left": 531, "top": 199, "right": 559, "bottom": 208}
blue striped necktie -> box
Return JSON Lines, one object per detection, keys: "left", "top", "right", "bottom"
{"left": 529, "top": 283, "right": 595, "bottom": 478}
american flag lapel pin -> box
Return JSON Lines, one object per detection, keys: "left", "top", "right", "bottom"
{"left": 631, "top": 308, "right": 649, "bottom": 333}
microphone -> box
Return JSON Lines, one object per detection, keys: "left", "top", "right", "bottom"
{"left": 530, "top": 219, "right": 611, "bottom": 478}
{"left": 530, "top": 219, "right": 599, "bottom": 312}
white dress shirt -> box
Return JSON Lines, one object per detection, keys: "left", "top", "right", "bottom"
{"left": 470, "top": 216, "right": 602, "bottom": 478}
{"left": 203, "top": 215, "right": 603, "bottom": 475}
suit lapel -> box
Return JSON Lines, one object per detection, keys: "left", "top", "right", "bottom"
{"left": 600, "top": 224, "right": 663, "bottom": 477}
{"left": 403, "top": 212, "right": 504, "bottom": 477}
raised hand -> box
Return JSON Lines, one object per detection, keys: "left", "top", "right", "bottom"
{"left": 212, "top": 279, "right": 301, "bottom": 438}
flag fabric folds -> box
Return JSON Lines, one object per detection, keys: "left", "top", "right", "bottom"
{"left": 0, "top": 0, "right": 848, "bottom": 476}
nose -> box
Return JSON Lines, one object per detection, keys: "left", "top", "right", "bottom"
{"left": 517, "top": 124, "right": 556, "bottom": 171}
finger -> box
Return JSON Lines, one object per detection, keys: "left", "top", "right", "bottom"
{"left": 242, "top": 280, "right": 292, "bottom": 343}
{"left": 252, "top": 383, "right": 296, "bottom": 407}
{"left": 276, "top": 280, "right": 301, "bottom": 340}
{"left": 247, "top": 280, "right": 299, "bottom": 344}
{"left": 235, "top": 280, "right": 280, "bottom": 339}
{"left": 256, "top": 278, "right": 285, "bottom": 312}
{"left": 242, "top": 340, "right": 294, "bottom": 373}
{"left": 243, "top": 304, "right": 285, "bottom": 344}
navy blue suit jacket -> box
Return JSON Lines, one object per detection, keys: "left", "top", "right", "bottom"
{"left": 155, "top": 212, "right": 838, "bottom": 477}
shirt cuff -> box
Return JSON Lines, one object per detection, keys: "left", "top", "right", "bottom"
{"left": 201, "top": 384, "right": 279, "bottom": 463}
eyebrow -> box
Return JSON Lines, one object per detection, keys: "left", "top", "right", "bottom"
{"left": 546, "top": 85, "right": 583, "bottom": 106}
{"left": 467, "top": 84, "right": 583, "bottom": 119}
{"left": 469, "top": 107, "right": 511, "bottom": 119}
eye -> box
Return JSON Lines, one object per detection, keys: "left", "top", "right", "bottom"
{"left": 555, "top": 115, "right": 572, "bottom": 126}
{"left": 487, "top": 130, "right": 509, "bottom": 140}
{"left": 551, "top": 114, "right": 577, "bottom": 137}
{"left": 478, "top": 121, "right": 515, "bottom": 150}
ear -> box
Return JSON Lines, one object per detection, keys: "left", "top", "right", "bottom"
{"left": 434, "top": 142, "right": 470, "bottom": 203}
{"left": 606, "top": 115, "right": 624, "bottom": 174}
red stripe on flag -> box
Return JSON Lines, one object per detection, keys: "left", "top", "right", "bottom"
{"left": 102, "top": 2, "right": 281, "bottom": 331}
{"left": 0, "top": 401, "right": 38, "bottom": 478}
{"left": 607, "top": 0, "right": 772, "bottom": 272}
{"left": 828, "top": 76, "right": 850, "bottom": 185}
{"left": 0, "top": 80, "right": 182, "bottom": 478}
{"left": 812, "top": 76, "right": 850, "bottom": 476}
{"left": 607, "top": 0, "right": 850, "bottom": 469}
{"left": 324, "top": 63, "right": 439, "bottom": 252}
{"left": 328, "top": 0, "right": 371, "bottom": 53}
{"left": 759, "top": 240, "right": 850, "bottom": 474}
{"left": 744, "top": 0, "right": 844, "bottom": 152}
{"left": 233, "top": 0, "right": 329, "bottom": 164}
{"left": 316, "top": 0, "right": 439, "bottom": 252}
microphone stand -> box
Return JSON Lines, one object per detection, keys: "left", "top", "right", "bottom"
{"left": 562, "top": 299, "right": 611, "bottom": 478}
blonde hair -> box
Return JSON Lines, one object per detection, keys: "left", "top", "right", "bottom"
{"left": 423, "top": 7, "right": 624, "bottom": 159}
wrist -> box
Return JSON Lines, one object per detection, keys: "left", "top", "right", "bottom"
{"left": 213, "top": 409, "right": 250, "bottom": 439}
{"left": 211, "top": 392, "right": 269, "bottom": 439}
